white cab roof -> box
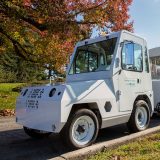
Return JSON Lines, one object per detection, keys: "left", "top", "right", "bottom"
{"left": 77, "top": 30, "right": 146, "bottom": 47}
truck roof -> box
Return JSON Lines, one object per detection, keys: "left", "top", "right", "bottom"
{"left": 78, "top": 30, "right": 146, "bottom": 45}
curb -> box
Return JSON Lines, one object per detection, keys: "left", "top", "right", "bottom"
{"left": 50, "top": 125, "right": 160, "bottom": 160}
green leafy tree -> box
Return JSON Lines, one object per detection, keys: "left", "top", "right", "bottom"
{"left": 0, "top": 49, "right": 47, "bottom": 82}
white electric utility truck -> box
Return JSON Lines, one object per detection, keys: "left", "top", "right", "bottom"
{"left": 16, "top": 30, "right": 156, "bottom": 149}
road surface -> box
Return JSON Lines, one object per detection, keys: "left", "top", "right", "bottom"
{"left": 0, "top": 116, "right": 160, "bottom": 160}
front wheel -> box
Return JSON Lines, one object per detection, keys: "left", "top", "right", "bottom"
{"left": 60, "top": 109, "right": 99, "bottom": 149}
{"left": 127, "top": 100, "right": 150, "bottom": 133}
{"left": 23, "top": 127, "right": 51, "bottom": 139}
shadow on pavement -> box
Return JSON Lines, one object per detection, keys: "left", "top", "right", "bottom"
{"left": 0, "top": 118, "right": 160, "bottom": 160}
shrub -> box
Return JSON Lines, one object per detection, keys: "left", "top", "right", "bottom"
{"left": 0, "top": 66, "right": 17, "bottom": 83}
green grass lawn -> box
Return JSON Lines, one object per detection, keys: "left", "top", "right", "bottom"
{"left": 0, "top": 83, "right": 25, "bottom": 110}
{"left": 88, "top": 133, "right": 160, "bottom": 160}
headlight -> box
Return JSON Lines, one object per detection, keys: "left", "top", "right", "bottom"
{"left": 49, "top": 88, "right": 56, "bottom": 97}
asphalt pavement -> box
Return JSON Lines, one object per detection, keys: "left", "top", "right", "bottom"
{"left": 0, "top": 116, "right": 160, "bottom": 160}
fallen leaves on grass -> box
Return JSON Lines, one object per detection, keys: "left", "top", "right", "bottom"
{"left": 0, "top": 109, "right": 15, "bottom": 116}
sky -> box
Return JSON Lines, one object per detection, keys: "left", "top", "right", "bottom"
{"left": 130, "top": 0, "right": 160, "bottom": 49}
{"left": 92, "top": 0, "right": 160, "bottom": 49}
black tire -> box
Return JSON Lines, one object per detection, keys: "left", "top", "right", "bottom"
{"left": 60, "top": 109, "right": 99, "bottom": 149}
{"left": 23, "top": 126, "right": 51, "bottom": 139}
{"left": 127, "top": 100, "right": 150, "bottom": 133}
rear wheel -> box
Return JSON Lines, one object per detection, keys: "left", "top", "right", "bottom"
{"left": 60, "top": 109, "right": 99, "bottom": 149}
{"left": 23, "top": 127, "right": 51, "bottom": 139}
{"left": 127, "top": 100, "right": 150, "bottom": 133}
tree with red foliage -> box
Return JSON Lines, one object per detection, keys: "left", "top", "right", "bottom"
{"left": 0, "top": 0, "right": 133, "bottom": 72}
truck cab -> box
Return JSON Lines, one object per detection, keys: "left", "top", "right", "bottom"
{"left": 16, "top": 30, "right": 154, "bottom": 149}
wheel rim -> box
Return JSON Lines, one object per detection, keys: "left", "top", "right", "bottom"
{"left": 72, "top": 115, "right": 95, "bottom": 146}
{"left": 135, "top": 107, "right": 148, "bottom": 129}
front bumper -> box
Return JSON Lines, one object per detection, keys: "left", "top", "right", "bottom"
{"left": 16, "top": 85, "right": 66, "bottom": 133}
{"left": 16, "top": 98, "right": 65, "bottom": 133}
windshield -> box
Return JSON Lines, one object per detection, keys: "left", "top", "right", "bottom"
{"left": 69, "top": 38, "right": 117, "bottom": 74}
